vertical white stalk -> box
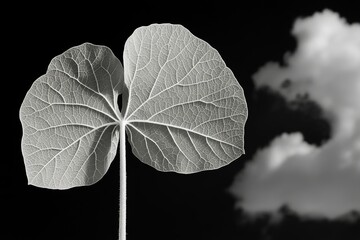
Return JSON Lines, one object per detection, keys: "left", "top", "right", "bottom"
{"left": 119, "top": 120, "right": 126, "bottom": 240}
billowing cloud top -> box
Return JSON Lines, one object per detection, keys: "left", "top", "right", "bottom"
{"left": 230, "top": 9, "right": 360, "bottom": 220}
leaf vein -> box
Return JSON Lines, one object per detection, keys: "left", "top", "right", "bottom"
{"left": 126, "top": 47, "right": 211, "bottom": 120}
{"left": 50, "top": 69, "right": 120, "bottom": 120}
{"left": 29, "top": 122, "right": 118, "bottom": 186}
{"left": 127, "top": 120, "right": 240, "bottom": 150}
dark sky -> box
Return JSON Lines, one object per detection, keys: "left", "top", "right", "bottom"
{"left": 5, "top": 1, "right": 360, "bottom": 240}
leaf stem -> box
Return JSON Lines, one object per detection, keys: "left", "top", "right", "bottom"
{"left": 119, "top": 120, "right": 126, "bottom": 240}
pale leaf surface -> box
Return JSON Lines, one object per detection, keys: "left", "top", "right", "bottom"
{"left": 20, "top": 43, "right": 123, "bottom": 189}
{"left": 123, "top": 24, "right": 248, "bottom": 173}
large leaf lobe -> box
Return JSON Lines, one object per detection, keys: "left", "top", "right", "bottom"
{"left": 20, "top": 43, "right": 123, "bottom": 189}
{"left": 123, "top": 24, "right": 248, "bottom": 173}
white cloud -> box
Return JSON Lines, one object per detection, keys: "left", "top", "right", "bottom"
{"left": 230, "top": 9, "right": 360, "bottom": 220}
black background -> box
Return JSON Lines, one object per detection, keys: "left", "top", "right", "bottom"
{"left": 4, "top": 1, "right": 360, "bottom": 239}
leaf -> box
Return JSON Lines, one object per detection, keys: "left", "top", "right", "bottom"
{"left": 20, "top": 43, "right": 123, "bottom": 189}
{"left": 123, "top": 24, "right": 248, "bottom": 173}
{"left": 20, "top": 24, "right": 248, "bottom": 190}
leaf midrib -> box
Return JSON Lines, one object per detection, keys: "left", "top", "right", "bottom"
{"left": 126, "top": 119, "right": 241, "bottom": 150}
